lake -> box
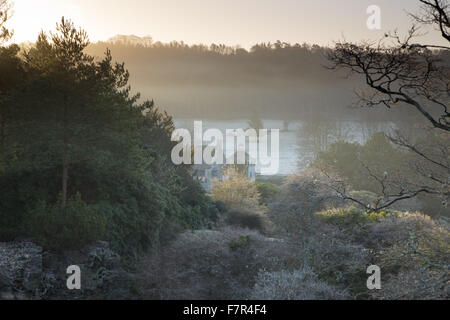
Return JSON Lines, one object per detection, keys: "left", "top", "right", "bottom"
{"left": 174, "top": 118, "right": 396, "bottom": 175}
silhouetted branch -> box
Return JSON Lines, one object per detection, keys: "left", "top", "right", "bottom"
{"left": 410, "top": 0, "right": 450, "bottom": 43}
{"left": 328, "top": 1, "right": 450, "bottom": 132}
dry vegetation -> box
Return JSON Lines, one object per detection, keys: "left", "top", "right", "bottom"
{"left": 138, "top": 170, "right": 449, "bottom": 300}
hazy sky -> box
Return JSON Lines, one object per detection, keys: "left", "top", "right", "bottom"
{"left": 8, "top": 0, "right": 447, "bottom": 47}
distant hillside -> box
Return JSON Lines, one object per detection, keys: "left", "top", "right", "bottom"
{"left": 85, "top": 36, "right": 426, "bottom": 122}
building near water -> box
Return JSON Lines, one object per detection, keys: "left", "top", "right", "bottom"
{"left": 193, "top": 151, "right": 256, "bottom": 192}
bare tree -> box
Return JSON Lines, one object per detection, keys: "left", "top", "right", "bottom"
{"left": 411, "top": 0, "right": 450, "bottom": 43}
{"left": 319, "top": 154, "right": 448, "bottom": 212}
{"left": 325, "top": 0, "right": 450, "bottom": 211}
{"left": 328, "top": 1, "right": 449, "bottom": 131}
{"left": 328, "top": 37, "right": 449, "bottom": 131}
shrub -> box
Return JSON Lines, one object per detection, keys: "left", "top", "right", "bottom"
{"left": 214, "top": 200, "right": 228, "bottom": 213}
{"left": 140, "top": 227, "right": 300, "bottom": 300}
{"left": 268, "top": 201, "right": 372, "bottom": 297}
{"left": 270, "top": 170, "right": 342, "bottom": 221}
{"left": 250, "top": 267, "right": 349, "bottom": 300}
{"left": 367, "top": 212, "right": 449, "bottom": 254}
{"left": 94, "top": 179, "right": 218, "bottom": 261}
{"left": 26, "top": 194, "right": 106, "bottom": 251}
{"left": 212, "top": 168, "right": 263, "bottom": 212}
{"left": 225, "top": 210, "right": 268, "bottom": 233}
{"left": 265, "top": 168, "right": 448, "bottom": 300}
{"left": 228, "top": 235, "right": 252, "bottom": 251}
{"left": 370, "top": 269, "right": 448, "bottom": 300}
{"left": 316, "top": 206, "right": 372, "bottom": 228}
{"left": 256, "top": 182, "right": 279, "bottom": 205}
{"left": 366, "top": 212, "right": 430, "bottom": 248}
{"left": 369, "top": 213, "right": 449, "bottom": 299}
{"left": 0, "top": 209, "right": 25, "bottom": 242}
{"left": 316, "top": 207, "right": 374, "bottom": 229}
{"left": 97, "top": 198, "right": 162, "bottom": 260}
{"left": 316, "top": 206, "right": 393, "bottom": 231}
{"left": 307, "top": 235, "right": 371, "bottom": 298}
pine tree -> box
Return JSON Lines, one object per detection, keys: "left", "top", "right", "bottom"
{"left": 15, "top": 18, "right": 142, "bottom": 207}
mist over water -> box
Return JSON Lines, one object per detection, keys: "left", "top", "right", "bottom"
{"left": 174, "top": 118, "right": 397, "bottom": 175}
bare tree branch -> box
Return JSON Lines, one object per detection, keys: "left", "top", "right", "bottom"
{"left": 328, "top": 1, "right": 450, "bottom": 132}
{"left": 410, "top": 0, "right": 450, "bottom": 43}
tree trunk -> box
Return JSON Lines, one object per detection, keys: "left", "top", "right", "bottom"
{"left": 0, "top": 115, "right": 4, "bottom": 152}
{"left": 61, "top": 93, "right": 69, "bottom": 209}
{"left": 61, "top": 159, "right": 68, "bottom": 208}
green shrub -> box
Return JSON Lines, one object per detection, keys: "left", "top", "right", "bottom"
{"left": 26, "top": 194, "right": 106, "bottom": 251}
{"left": 256, "top": 182, "right": 280, "bottom": 205}
{"left": 225, "top": 210, "right": 267, "bottom": 233}
{"left": 94, "top": 182, "right": 219, "bottom": 261}
{"left": 0, "top": 206, "right": 25, "bottom": 242}
{"left": 214, "top": 200, "right": 228, "bottom": 213}
{"left": 228, "top": 235, "right": 252, "bottom": 251}
{"left": 315, "top": 206, "right": 392, "bottom": 229}
{"left": 316, "top": 207, "right": 371, "bottom": 228}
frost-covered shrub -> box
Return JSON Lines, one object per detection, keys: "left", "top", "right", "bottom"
{"left": 266, "top": 205, "right": 372, "bottom": 297}
{"left": 366, "top": 212, "right": 432, "bottom": 248}
{"left": 369, "top": 267, "right": 449, "bottom": 300}
{"left": 268, "top": 169, "right": 344, "bottom": 237}
{"left": 364, "top": 212, "right": 450, "bottom": 300}
{"left": 140, "top": 227, "right": 299, "bottom": 300}
{"left": 305, "top": 231, "right": 371, "bottom": 297}
{"left": 275, "top": 170, "right": 341, "bottom": 213}
{"left": 250, "top": 267, "right": 349, "bottom": 300}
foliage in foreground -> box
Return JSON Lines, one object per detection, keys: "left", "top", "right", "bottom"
{"left": 266, "top": 173, "right": 448, "bottom": 300}
{"left": 250, "top": 267, "right": 349, "bottom": 300}
{"left": 137, "top": 167, "right": 449, "bottom": 300}
{"left": 0, "top": 19, "right": 217, "bottom": 257}
{"left": 140, "top": 227, "right": 302, "bottom": 299}
{"left": 312, "top": 208, "right": 449, "bottom": 299}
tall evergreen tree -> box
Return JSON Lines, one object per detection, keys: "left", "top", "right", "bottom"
{"left": 16, "top": 18, "right": 142, "bottom": 207}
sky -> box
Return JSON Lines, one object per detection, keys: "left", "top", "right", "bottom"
{"left": 7, "top": 0, "right": 448, "bottom": 48}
